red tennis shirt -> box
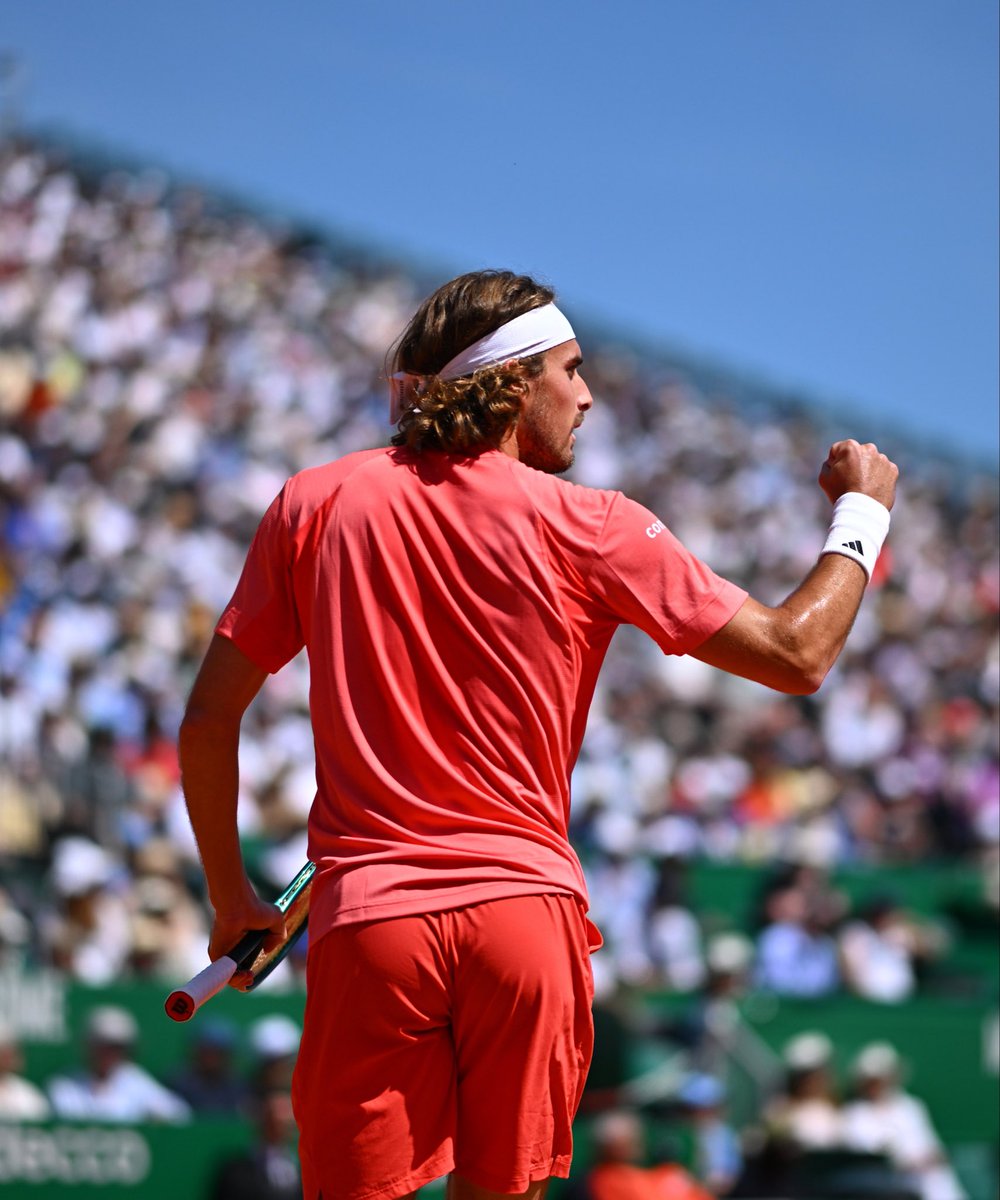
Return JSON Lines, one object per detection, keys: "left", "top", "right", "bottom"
{"left": 217, "top": 447, "right": 746, "bottom": 941}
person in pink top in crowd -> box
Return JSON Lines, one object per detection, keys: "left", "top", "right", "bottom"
{"left": 179, "top": 269, "right": 898, "bottom": 1200}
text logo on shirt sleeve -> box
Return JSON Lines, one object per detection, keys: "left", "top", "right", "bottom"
{"left": 646, "top": 520, "right": 666, "bottom": 539}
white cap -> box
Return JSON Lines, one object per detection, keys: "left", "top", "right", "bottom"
{"left": 52, "top": 837, "right": 113, "bottom": 898}
{"left": 250, "top": 1014, "right": 301, "bottom": 1060}
{"left": 706, "top": 933, "right": 753, "bottom": 975}
{"left": 784, "top": 1031, "right": 833, "bottom": 1071}
{"left": 852, "top": 1042, "right": 901, "bottom": 1080}
{"left": 86, "top": 1006, "right": 139, "bottom": 1046}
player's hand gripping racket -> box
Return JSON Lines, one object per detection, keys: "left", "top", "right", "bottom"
{"left": 164, "top": 860, "right": 316, "bottom": 1022}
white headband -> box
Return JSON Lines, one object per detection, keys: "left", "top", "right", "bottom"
{"left": 390, "top": 302, "right": 575, "bottom": 422}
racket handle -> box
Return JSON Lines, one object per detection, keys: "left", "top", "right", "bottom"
{"left": 163, "top": 929, "right": 265, "bottom": 1022}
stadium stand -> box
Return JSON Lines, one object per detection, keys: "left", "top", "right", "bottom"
{"left": 0, "top": 135, "right": 997, "bottom": 1198}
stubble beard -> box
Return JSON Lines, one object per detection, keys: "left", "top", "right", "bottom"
{"left": 521, "top": 443, "right": 574, "bottom": 475}
{"left": 517, "top": 410, "right": 575, "bottom": 475}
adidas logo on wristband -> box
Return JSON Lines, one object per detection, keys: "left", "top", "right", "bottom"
{"left": 822, "top": 494, "right": 890, "bottom": 582}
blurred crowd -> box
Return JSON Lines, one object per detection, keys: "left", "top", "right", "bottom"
{"left": 0, "top": 133, "right": 997, "bottom": 995}
{"left": 0, "top": 133, "right": 996, "bottom": 1197}
{"left": 569, "top": 1033, "right": 965, "bottom": 1200}
{"left": 0, "top": 1005, "right": 303, "bottom": 1198}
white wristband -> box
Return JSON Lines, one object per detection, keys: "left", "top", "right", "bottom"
{"left": 821, "top": 492, "right": 891, "bottom": 581}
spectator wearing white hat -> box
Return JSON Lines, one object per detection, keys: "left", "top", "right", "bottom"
{"left": 841, "top": 1043, "right": 966, "bottom": 1200}
{"left": 248, "top": 1014, "right": 300, "bottom": 1094}
{"left": 47, "top": 1005, "right": 190, "bottom": 1123}
{"left": 40, "top": 837, "right": 130, "bottom": 986}
{"left": 763, "top": 1032, "right": 843, "bottom": 1151}
{"left": 0, "top": 1019, "right": 50, "bottom": 1120}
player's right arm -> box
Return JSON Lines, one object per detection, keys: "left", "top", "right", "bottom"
{"left": 179, "top": 633, "right": 286, "bottom": 965}
{"left": 691, "top": 439, "right": 898, "bottom": 694}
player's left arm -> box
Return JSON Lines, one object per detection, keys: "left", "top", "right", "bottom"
{"left": 690, "top": 553, "right": 867, "bottom": 694}
{"left": 179, "top": 633, "right": 286, "bottom": 962}
{"left": 692, "top": 438, "right": 897, "bottom": 694}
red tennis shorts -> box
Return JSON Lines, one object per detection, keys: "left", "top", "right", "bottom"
{"left": 292, "top": 892, "right": 600, "bottom": 1200}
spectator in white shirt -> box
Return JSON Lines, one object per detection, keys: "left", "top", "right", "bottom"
{"left": 47, "top": 1005, "right": 190, "bottom": 1123}
{"left": 839, "top": 895, "right": 945, "bottom": 1004}
{"left": 0, "top": 1020, "right": 50, "bottom": 1121}
{"left": 841, "top": 1043, "right": 966, "bottom": 1200}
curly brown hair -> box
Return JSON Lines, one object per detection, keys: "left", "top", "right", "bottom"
{"left": 389, "top": 269, "right": 555, "bottom": 454}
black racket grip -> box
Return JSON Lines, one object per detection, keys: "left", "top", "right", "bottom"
{"left": 228, "top": 928, "right": 269, "bottom": 971}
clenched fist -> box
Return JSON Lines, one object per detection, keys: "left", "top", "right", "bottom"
{"left": 819, "top": 440, "right": 898, "bottom": 510}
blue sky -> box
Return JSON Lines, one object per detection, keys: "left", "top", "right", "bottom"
{"left": 4, "top": 1, "right": 998, "bottom": 465}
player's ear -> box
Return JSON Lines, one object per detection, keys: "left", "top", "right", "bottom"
{"left": 505, "top": 368, "right": 532, "bottom": 407}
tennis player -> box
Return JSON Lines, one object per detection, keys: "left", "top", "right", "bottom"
{"left": 179, "top": 269, "right": 898, "bottom": 1200}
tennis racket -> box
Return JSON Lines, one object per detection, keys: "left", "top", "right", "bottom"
{"left": 164, "top": 860, "right": 316, "bottom": 1022}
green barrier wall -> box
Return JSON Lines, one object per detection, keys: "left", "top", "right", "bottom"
{"left": 686, "top": 861, "right": 990, "bottom": 925}
{"left": 0, "top": 1120, "right": 251, "bottom": 1199}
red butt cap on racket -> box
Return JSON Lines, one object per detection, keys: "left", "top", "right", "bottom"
{"left": 164, "top": 929, "right": 267, "bottom": 1022}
